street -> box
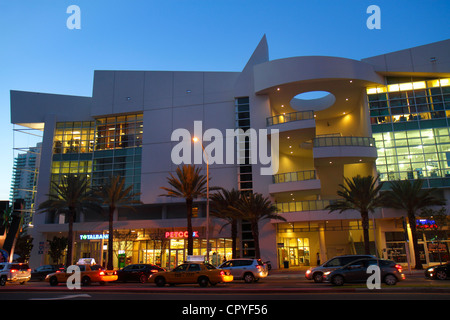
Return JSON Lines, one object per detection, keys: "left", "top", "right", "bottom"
{"left": 2, "top": 271, "right": 449, "bottom": 319}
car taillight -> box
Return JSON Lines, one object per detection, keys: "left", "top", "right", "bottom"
{"left": 10, "top": 269, "right": 17, "bottom": 273}
{"left": 219, "top": 270, "right": 225, "bottom": 276}
{"left": 99, "top": 271, "right": 105, "bottom": 276}
{"left": 256, "top": 265, "right": 262, "bottom": 271}
{"left": 27, "top": 269, "right": 31, "bottom": 272}
{"left": 395, "top": 264, "right": 402, "bottom": 272}
{"left": 113, "top": 271, "right": 117, "bottom": 275}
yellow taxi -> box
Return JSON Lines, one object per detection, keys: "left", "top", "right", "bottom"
{"left": 149, "top": 262, "right": 233, "bottom": 287}
{"left": 45, "top": 264, "right": 118, "bottom": 286}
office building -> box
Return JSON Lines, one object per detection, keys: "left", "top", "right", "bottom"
{"left": 10, "top": 36, "right": 450, "bottom": 269}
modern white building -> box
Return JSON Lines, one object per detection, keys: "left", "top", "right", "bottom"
{"left": 10, "top": 36, "right": 450, "bottom": 269}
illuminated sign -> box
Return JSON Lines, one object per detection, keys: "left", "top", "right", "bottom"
{"left": 165, "top": 231, "right": 199, "bottom": 239}
{"left": 79, "top": 234, "right": 109, "bottom": 240}
{"left": 416, "top": 219, "right": 438, "bottom": 229}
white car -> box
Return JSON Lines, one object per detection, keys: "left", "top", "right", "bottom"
{"left": 218, "top": 258, "right": 268, "bottom": 283}
{"left": 0, "top": 262, "right": 31, "bottom": 286}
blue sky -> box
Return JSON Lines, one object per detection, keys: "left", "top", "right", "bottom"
{"left": 0, "top": 0, "right": 449, "bottom": 200}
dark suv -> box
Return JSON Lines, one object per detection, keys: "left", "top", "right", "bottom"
{"left": 324, "top": 258, "right": 405, "bottom": 286}
{"left": 305, "top": 254, "right": 375, "bottom": 283}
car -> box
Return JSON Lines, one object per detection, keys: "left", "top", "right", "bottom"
{"left": 218, "top": 258, "right": 268, "bottom": 283}
{"left": 0, "top": 262, "right": 31, "bottom": 286}
{"left": 148, "top": 262, "right": 233, "bottom": 287}
{"left": 305, "top": 254, "right": 375, "bottom": 283}
{"left": 425, "top": 262, "right": 450, "bottom": 280}
{"left": 45, "top": 264, "right": 118, "bottom": 286}
{"left": 31, "top": 265, "right": 64, "bottom": 281}
{"left": 117, "top": 263, "right": 166, "bottom": 283}
{"left": 323, "top": 258, "right": 405, "bottom": 286}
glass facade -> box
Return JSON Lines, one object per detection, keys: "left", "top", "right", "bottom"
{"left": 50, "top": 114, "right": 143, "bottom": 198}
{"left": 368, "top": 78, "right": 450, "bottom": 187}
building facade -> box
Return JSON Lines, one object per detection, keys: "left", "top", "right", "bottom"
{"left": 10, "top": 36, "right": 450, "bottom": 269}
{"left": 10, "top": 142, "right": 41, "bottom": 228}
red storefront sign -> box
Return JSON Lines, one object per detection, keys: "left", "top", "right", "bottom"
{"left": 165, "top": 231, "right": 199, "bottom": 239}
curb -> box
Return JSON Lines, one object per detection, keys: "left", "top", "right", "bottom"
{"left": 2, "top": 285, "right": 450, "bottom": 294}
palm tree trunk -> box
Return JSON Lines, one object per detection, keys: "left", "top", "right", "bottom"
{"left": 361, "top": 211, "right": 371, "bottom": 255}
{"left": 66, "top": 207, "right": 75, "bottom": 266}
{"left": 231, "top": 219, "right": 237, "bottom": 259}
{"left": 408, "top": 211, "right": 423, "bottom": 270}
{"left": 186, "top": 198, "right": 193, "bottom": 256}
{"left": 250, "top": 221, "right": 260, "bottom": 259}
{"left": 107, "top": 206, "right": 115, "bottom": 270}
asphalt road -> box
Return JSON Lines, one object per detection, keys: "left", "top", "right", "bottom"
{"left": 2, "top": 272, "right": 449, "bottom": 320}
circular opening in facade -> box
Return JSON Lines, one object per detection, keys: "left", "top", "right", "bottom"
{"left": 290, "top": 91, "right": 335, "bottom": 112}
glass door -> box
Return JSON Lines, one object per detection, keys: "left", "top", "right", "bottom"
{"left": 169, "top": 249, "right": 185, "bottom": 269}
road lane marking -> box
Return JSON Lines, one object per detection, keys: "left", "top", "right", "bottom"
{"left": 29, "top": 294, "right": 91, "bottom": 300}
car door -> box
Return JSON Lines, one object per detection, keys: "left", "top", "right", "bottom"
{"left": 119, "top": 265, "right": 134, "bottom": 281}
{"left": 187, "top": 263, "right": 202, "bottom": 282}
{"left": 343, "top": 260, "right": 367, "bottom": 283}
{"left": 170, "top": 263, "right": 189, "bottom": 283}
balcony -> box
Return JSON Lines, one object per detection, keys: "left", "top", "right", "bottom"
{"left": 267, "top": 110, "right": 314, "bottom": 126}
{"left": 313, "top": 136, "right": 377, "bottom": 165}
{"left": 275, "top": 199, "right": 337, "bottom": 213}
{"left": 269, "top": 170, "right": 320, "bottom": 194}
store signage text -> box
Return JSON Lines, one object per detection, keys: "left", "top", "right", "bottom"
{"left": 79, "top": 234, "right": 109, "bottom": 240}
{"left": 165, "top": 231, "right": 199, "bottom": 239}
{"left": 416, "top": 219, "right": 438, "bottom": 229}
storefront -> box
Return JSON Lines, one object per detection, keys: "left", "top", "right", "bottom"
{"left": 70, "top": 227, "right": 233, "bottom": 269}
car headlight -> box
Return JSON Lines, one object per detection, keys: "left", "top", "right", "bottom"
{"left": 323, "top": 271, "right": 331, "bottom": 276}
{"left": 427, "top": 268, "right": 434, "bottom": 272}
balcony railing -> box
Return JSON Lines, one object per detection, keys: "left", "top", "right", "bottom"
{"left": 267, "top": 110, "right": 314, "bottom": 126}
{"left": 275, "top": 199, "right": 338, "bottom": 213}
{"left": 313, "top": 136, "right": 375, "bottom": 148}
{"left": 272, "top": 170, "right": 317, "bottom": 184}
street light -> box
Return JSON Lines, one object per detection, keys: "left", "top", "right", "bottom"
{"left": 192, "top": 137, "right": 210, "bottom": 263}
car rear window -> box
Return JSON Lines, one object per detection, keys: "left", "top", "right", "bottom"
{"left": 11, "top": 264, "right": 30, "bottom": 270}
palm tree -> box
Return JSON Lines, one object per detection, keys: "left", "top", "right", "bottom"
{"left": 210, "top": 188, "right": 242, "bottom": 259}
{"left": 229, "top": 192, "right": 285, "bottom": 259}
{"left": 37, "top": 174, "right": 100, "bottom": 266}
{"left": 160, "top": 165, "right": 208, "bottom": 256}
{"left": 94, "top": 175, "right": 142, "bottom": 270}
{"left": 325, "top": 175, "right": 384, "bottom": 255}
{"left": 381, "top": 179, "right": 446, "bottom": 269}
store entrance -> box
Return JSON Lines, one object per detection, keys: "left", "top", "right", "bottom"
{"left": 169, "top": 249, "right": 185, "bottom": 269}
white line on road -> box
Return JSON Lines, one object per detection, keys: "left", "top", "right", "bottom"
{"left": 29, "top": 294, "right": 92, "bottom": 300}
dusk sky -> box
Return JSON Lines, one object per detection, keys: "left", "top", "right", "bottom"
{"left": 1, "top": 0, "right": 449, "bottom": 200}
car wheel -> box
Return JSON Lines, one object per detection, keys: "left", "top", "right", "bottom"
{"left": 313, "top": 272, "right": 324, "bottom": 283}
{"left": 198, "top": 276, "right": 209, "bottom": 287}
{"left": 81, "top": 276, "right": 91, "bottom": 286}
{"left": 155, "top": 276, "right": 166, "bottom": 287}
{"left": 0, "top": 276, "right": 7, "bottom": 286}
{"left": 436, "top": 270, "right": 447, "bottom": 280}
{"left": 49, "top": 276, "right": 58, "bottom": 286}
{"left": 244, "top": 273, "right": 255, "bottom": 283}
{"left": 139, "top": 274, "right": 147, "bottom": 284}
{"left": 384, "top": 274, "right": 397, "bottom": 285}
{"left": 331, "top": 275, "right": 344, "bottom": 286}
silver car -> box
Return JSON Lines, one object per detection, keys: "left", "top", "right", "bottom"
{"left": 0, "top": 262, "right": 31, "bottom": 286}
{"left": 305, "top": 254, "right": 375, "bottom": 283}
{"left": 218, "top": 258, "right": 268, "bottom": 283}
